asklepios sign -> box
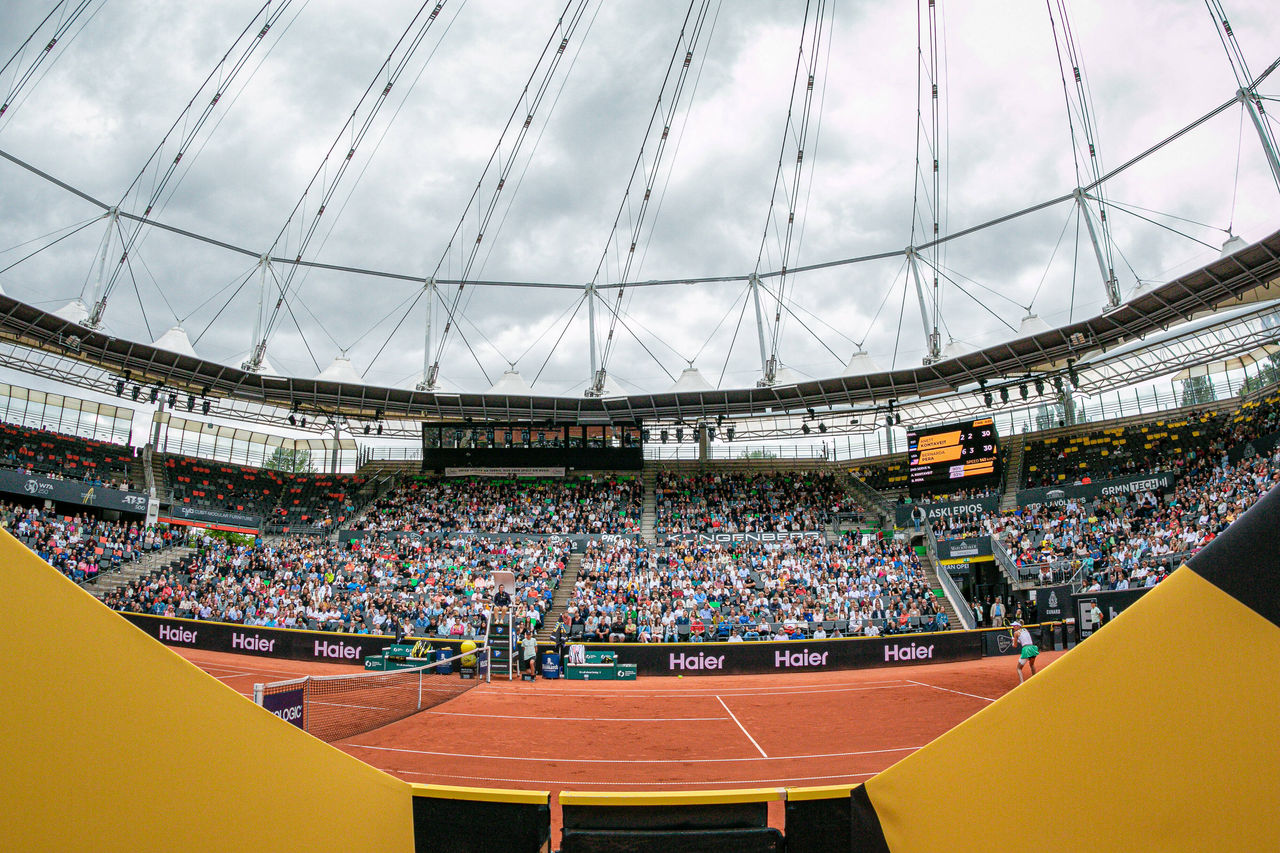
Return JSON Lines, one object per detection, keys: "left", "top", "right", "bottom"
{"left": 894, "top": 495, "right": 1001, "bottom": 526}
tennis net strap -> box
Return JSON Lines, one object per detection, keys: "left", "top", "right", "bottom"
{"left": 254, "top": 649, "right": 485, "bottom": 742}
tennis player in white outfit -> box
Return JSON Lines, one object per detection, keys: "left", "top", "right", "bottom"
{"left": 1012, "top": 620, "right": 1039, "bottom": 682}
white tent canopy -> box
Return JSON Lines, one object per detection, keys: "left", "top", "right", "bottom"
{"left": 669, "top": 366, "right": 713, "bottom": 392}
{"left": 314, "top": 354, "right": 362, "bottom": 384}
{"left": 152, "top": 325, "right": 198, "bottom": 357}
{"left": 488, "top": 369, "right": 533, "bottom": 394}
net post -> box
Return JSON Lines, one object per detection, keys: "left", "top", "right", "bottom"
{"left": 417, "top": 669, "right": 424, "bottom": 711}
{"left": 252, "top": 683, "right": 263, "bottom": 706}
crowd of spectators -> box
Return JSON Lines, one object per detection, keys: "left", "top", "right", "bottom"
{"left": 936, "top": 441, "right": 1280, "bottom": 591}
{"left": 559, "top": 532, "right": 949, "bottom": 642}
{"left": 354, "top": 475, "right": 642, "bottom": 535}
{"left": 924, "top": 388, "right": 1280, "bottom": 591}
{"left": 902, "top": 484, "right": 1001, "bottom": 505}
{"left": 1018, "top": 408, "right": 1242, "bottom": 490}
{"left": 653, "top": 471, "right": 846, "bottom": 535}
{"left": 0, "top": 423, "right": 135, "bottom": 490}
{"left": 104, "top": 533, "right": 567, "bottom": 639}
{"left": 1, "top": 500, "right": 177, "bottom": 583}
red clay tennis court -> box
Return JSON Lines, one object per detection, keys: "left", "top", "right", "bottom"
{"left": 179, "top": 647, "right": 1063, "bottom": 842}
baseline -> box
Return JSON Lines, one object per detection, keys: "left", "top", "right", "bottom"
{"left": 340, "top": 743, "right": 922, "bottom": 764}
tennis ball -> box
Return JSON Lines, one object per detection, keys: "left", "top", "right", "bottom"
{"left": 678, "top": 675, "right": 683, "bottom": 678}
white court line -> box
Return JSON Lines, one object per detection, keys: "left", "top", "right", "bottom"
{"left": 383, "top": 768, "right": 881, "bottom": 786}
{"left": 183, "top": 655, "right": 361, "bottom": 680}
{"left": 905, "top": 679, "right": 997, "bottom": 703}
{"left": 341, "top": 743, "right": 921, "bottom": 764}
{"left": 716, "top": 696, "right": 768, "bottom": 758}
{"left": 491, "top": 684, "right": 919, "bottom": 700}
{"left": 207, "top": 671, "right": 251, "bottom": 681}
{"left": 430, "top": 710, "right": 727, "bottom": 722}
{"left": 510, "top": 679, "right": 909, "bottom": 697}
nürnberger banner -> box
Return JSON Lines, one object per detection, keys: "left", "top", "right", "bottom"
{"left": 0, "top": 468, "right": 149, "bottom": 514}
{"left": 121, "top": 612, "right": 466, "bottom": 663}
{"left": 1015, "top": 471, "right": 1176, "bottom": 508}
{"left": 565, "top": 630, "right": 981, "bottom": 677}
{"left": 893, "top": 495, "right": 1000, "bottom": 526}
{"left": 663, "top": 530, "right": 826, "bottom": 545}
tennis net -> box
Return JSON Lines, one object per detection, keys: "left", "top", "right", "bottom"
{"left": 253, "top": 647, "right": 486, "bottom": 742}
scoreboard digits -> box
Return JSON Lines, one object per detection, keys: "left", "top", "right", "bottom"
{"left": 907, "top": 417, "right": 1000, "bottom": 488}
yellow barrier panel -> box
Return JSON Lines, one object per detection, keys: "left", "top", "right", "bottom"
{"left": 0, "top": 529, "right": 415, "bottom": 853}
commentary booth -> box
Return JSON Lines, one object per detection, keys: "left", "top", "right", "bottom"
{"left": 421, "top": 421, "right": 644, "bottom": 472}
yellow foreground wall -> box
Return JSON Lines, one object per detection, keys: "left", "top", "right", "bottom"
{"left": 864, "top": 567, "right": 1280, "bottom": 851}
{"left": 0, "top": 529, "right": 414, "bottom": 852}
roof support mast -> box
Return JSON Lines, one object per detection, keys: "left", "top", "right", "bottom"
{"left": 585, "top": 282, "right": 604, "bottom": 396}
{"left": 85, "top": 207, "right": 119, "bottom": 329}
{"left": 416, "top": 278, "right": 436, "bottom": 390}
{"left": 1240, "top": 88, "right": 1280, "bottom": 195}
{"left": 751, "top": 0, "right": 829, "bottom": 386}
{"left": 749, "top": 273, "right": 774, "bottom": 385}
{"left": 1205, "top": 2, "right": 1280, "bottom": 198}
{"left": 910, "top": 0, "right": 946, "bottom": 364}
{"left": 909, "top": 247, "right": 941, "bottom": 362}
{"left": 1075, "top": 188, "right": 1121, "bottom": 308}
{"left": 1047, "top": 0, "right": 1120, "bottom": 309}
{"left": 242, "top": 254, "right": 271, "bottom": 372}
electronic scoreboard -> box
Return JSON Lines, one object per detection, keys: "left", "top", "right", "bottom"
{"left": 907, "top": 417, "right": 1000, "bottom": 488}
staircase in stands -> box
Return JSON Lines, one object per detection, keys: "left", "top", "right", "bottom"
{"left": 841, "top": 469, "right": 894, "bottom": 529}
{"left": 127, "top": 452, "right": 149, "bottom": 495}
{"left": 148, "top": 449, "right": 170, "bottom": 503}
{"left": 640, "top": 466, "right": 657, "bottom": 542}
{"left": 85, "top": 545, "right": 197, "bottom": 599}
{"left": 538, "top": 550, "right": 584, "bottom": 640}
{"left": 1000, "top": 437, "right": 1025, "bottom": 511}
{"left": 917, "top": 544, "right": 963, "bottom": 628}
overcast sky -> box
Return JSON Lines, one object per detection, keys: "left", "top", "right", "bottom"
{"left": 1, "top": 0, "right": 1278, "bottom": 398}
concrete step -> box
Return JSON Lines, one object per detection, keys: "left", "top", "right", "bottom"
{"left": 1000, "top": 438, "right": 1025, "bottom": 512}
{"left": 640, "top": 466, "right": 657, "bottom": 543}
{"left": 538, "top": 552, "right": 584, "bottom": 639}
{"left": 86, "top": 546, "right": 197, "bottom": 598}
{"left": 918, "top": 548, "right": 963, "bottom": 628}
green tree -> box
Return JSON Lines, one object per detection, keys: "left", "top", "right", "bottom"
{"left": 265, "top": 446, "right": 313, "bottom": 473}
{"left": 742, "top": 449, "right": 777, "bottom": 459}
{"left": 1179, "top": 375, "right": 1216, "bottom": 407}
{"left": 1241, "top": 355, "right": 1280, "bottom": 397}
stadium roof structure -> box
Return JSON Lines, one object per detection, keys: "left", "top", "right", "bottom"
{"left": 0, "top": 229, "right": 1276, "bottom": 427}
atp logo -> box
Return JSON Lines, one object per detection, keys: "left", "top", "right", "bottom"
{"left": 80, "top": 486, "right": 97, "bottom": 505}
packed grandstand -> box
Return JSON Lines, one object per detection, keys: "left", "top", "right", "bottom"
{"left": 1, "top": 381, "right": 1275, "bottom": 651}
